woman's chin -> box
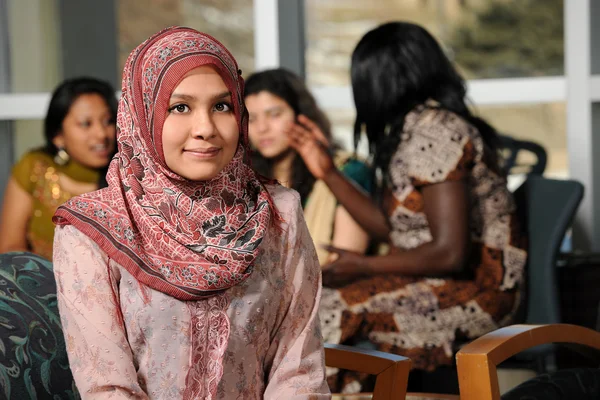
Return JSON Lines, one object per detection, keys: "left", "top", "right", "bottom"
{"left": 260, "top": 147, "right": 293, "bottom": 160}
{"left": 75, "top": 157, "right": 111, "bottom": 170}
{"left": 178, "top": 167, "right": 222, "bottom": 182}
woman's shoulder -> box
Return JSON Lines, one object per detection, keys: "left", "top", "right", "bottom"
{"left": 401, "top": 105, "right": 483, "bottom": 161}
{"left": 265, "top": 184, "right": 306, "bottom": 233}
{"left": 14, "top": 149, "right": 54, "bottom": 169}
{"left": 55, "top": 223, "right": 90, "bottom": 241}
{"left": 391, "top": 106, "right": 485, "bottom": 184}
{"left": 16, "top": 150, "right": 54, "bottom": 167}
{"left": 266, "top": 184, "right": 301, "bottom": 217}
{"left": 12, "top": 150, "right": 55, "bottom": 192}
{"left": 54, "top": 224, "right": 106, "bottom": 255}
{"left": 406, "top": 105, "right": 476, "bottom": 139}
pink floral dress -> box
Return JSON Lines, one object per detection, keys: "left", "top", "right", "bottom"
{"left": 53, "top": 186, "right": 331, "bottom": 399}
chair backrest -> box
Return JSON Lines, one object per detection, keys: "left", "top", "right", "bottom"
{"left": 512, "top": 176, "right": 584, "bottom": 325}
{"left": 456, "top": 324, "right": 600, "bottom": 400}
{"left": 325, "top": 343, "right": 411, "bottom": 400}
{"left": 499, "top": 135, "right": 547, "bottom": 176}
{"left": 0, "top": 252, "right": 76, "bottom": 399}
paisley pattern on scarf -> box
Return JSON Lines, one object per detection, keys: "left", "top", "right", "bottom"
{"left": 53, "top": 27, "right": 274, "bottom": 301}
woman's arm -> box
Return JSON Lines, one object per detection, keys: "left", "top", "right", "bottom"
{"left": 263, "top": 193, "right": 331, "bottom": 399}
{"left": 0, "top": 177, "right": 33, "bottom": 253}
{"left": 288, "top": 115, "right": 391, "bottom": 241}
{"left": 365, "top": 180, "right": 471, "bottom": 274}
{"left": 53, "top": 225, "right": 149, "bottom": 399}
{"left": 323, "top": 180, "right": 471, "bottom": 283}
{"left": 329, "top": 205, "right": 370, "bottom": 260}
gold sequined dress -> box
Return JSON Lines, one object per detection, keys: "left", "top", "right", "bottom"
{"left": 11, "top": 150, "right": 99, "bottom": 260}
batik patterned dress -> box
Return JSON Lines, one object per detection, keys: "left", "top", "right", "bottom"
{"left": 320, "top": 106, "right": 527, "bottom": 391}
{"left": 54, "top": 186, "right": 330, "bottom": 399}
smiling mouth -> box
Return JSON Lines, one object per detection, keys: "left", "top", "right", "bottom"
{"left": 184, "top": 148, "right": 222, "bottom": 158}
{"left": 91, "top": 144, "right": 111, "bottom": 156}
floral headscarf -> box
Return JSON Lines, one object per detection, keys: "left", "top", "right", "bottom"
{"left": 54, "top": 27, "right": 274, "bottom": 301}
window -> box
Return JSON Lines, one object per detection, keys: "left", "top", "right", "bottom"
{"left": 305, "top": 0, "right": 567, "bottom": 177}
{"left": 118, "top": 0, "right": 255, "bottom": 77}
{"left": 3, "top": 0, "right": 255, "bottom": 166}
{"left": 305, "top": 0, "right": 564, "bottom": 85}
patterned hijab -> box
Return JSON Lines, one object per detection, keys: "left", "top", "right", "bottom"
{"left": 54, "top": 27, "right": 274, "bottom": 301}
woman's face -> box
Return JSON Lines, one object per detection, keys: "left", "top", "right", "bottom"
{"left": 246, "top": 91, "right": 295, "bottom": 159}
{"left": 52, "top": 94, "right": 116, "bottom": 169}
{"left": 161, "top": 65, "right": 239, "bottom": 181}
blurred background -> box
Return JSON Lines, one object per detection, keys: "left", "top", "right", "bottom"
{"left": 1, "top": 0, "right": 598, "bottom": 250}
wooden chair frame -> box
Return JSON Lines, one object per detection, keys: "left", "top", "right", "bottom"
{"left": 456, "top": 324, "right": 600, "bottom": 400}
{"left": 325, "top": 343, "right": 411, "bottom": 400}
{"left": 405, "top": 393, "right": 460, "bottom": 399}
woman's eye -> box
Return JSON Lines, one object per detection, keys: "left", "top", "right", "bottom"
{"left": 169, "top": 104, "right": 189, "bottom": 113}
{"left": 79, "top": 121, "right": 92, "bottom": 128}
{"left": 214, "top": 102, "right": 232, "bottom": 112}
{"left": 267, "top": 110, "right": 282, "bottom": 119}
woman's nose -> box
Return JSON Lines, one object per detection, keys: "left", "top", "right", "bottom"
{"left": 254, "top": 117, "right": 268, "bottom": 134}
{"left": 191, "top": 111, "right": 217, "bottom": 140}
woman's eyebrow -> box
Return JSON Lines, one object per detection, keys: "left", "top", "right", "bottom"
{"left": 170, "top": 91, "right": 231, "bottom": 101}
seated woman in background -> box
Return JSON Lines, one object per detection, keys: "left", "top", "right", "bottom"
{"left": 245, "top": 68, "right": 371, "bottom": 265}
{"left": 288, "top": 22, "right": 527, "bottom": 392}
{"left": 0, "top": 77, "right": 117, "bottom": 259}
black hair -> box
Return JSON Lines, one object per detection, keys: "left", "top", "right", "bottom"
{"left": 43, "top": 77, "right": 118, "bottom": 156}
{"left": 351, "top": 22, "right": 501, "bottom": 196}
{"left": 244, "top": 68, "right": 334, "bottom": 204}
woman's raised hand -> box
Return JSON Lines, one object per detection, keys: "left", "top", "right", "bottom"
{"left": 286, "top": 115, "right": 335, "bottom": 180}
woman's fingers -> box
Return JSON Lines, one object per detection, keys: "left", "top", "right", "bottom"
{"left": 287, "top": 124, "right": 315, "bottom": 150}
{"left": 286, "top": 118, "right": 329, "bottom": 148}
{"left": 297, "top": 115, "right": 330, "bottom": 146}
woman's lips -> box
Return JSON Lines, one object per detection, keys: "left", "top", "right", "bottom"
{"left": 258, "top": 139, "right": 274, "bottom": 148}
{"left": 184, "top": 147, "right": 222, "bottom": 158}
{"left": 90, "top": 145, "right": 111, "bottom": 158}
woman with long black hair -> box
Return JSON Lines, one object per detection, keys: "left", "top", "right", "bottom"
{"left": 289, "top": 21, "right": 527, "bottom": 392}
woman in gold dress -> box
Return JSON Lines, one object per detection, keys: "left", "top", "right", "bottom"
{"left": 0, "top": 77, "right": 117, "bottom": 259}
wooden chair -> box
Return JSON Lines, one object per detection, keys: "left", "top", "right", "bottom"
{"left": 456, "top": 324, "right": 600, "bottom": 400}
{"left": 405, "top": 393, "right": 460, "bottom": 399}
{"left": 325, "top": 343, "right": 411, "bottom": 400}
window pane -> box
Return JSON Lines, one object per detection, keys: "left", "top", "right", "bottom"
{"left": 7, "top": 0, "right": 63, "bottom": 93}
{"left": 0, "top": 119, "right": 44, "bottom": 200}
{"left": 118, "top": 0, "right": 255, "bottom": 78}
{"left": 476, "top": 102, "right": 567, "bottom": 177}
{"left": 305, "top": 0, "right": 564, "bottom": 86}
{"left": 13, "top": 120, "right": 45, "bottom": 162}
{"left": 5, "top": 0, "right": 255, "bottom": 93}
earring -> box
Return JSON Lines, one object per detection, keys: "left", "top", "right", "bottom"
{"left": 54, "top": 147, "right": 70, "bottom": 166}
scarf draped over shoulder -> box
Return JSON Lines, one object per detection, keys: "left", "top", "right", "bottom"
{"left": 54, "top": 27, "right": 274, "bottom": 301}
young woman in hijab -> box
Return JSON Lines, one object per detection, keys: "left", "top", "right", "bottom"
{"left": 287, "top": 22, "right": 527, "bottom": 392}
{"left": 52, "top": 27, "right": 330, "bottom": 399}
{"left": 0, "top": 77, "right": 117, "bottom": 260}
